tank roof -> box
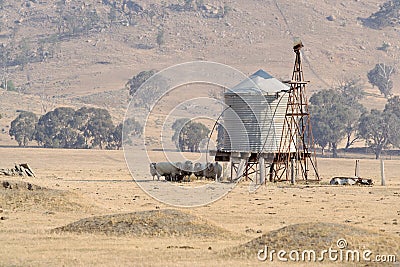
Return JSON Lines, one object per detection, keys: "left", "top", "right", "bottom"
{"left": 225, "top": 69, "right": 289, "bottom": 95}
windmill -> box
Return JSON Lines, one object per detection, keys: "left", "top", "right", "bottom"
{"left": 272, "top": 39, "right": 320, "bottom": 182}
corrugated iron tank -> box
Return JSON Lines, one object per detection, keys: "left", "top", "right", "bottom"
{"left": 222, "top": 70, "right": 290, "bottom": 153}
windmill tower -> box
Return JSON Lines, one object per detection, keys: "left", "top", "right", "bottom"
{"left": 213, "top": 41, "right": 319, "bottom": 184}
{"left": 272, "top": 40, "right": 319, "bottom": 182}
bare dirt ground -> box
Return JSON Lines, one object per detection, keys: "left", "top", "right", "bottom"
{"left": 0, "top": 147, "right": 399, "bottom": 266}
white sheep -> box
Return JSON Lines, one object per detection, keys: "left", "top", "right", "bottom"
{"left": 204, "top": 162, "right": 222, "bottom": 181}
{"left": 193, "top": 162, "right": 206, "bottom": 179}
{"left": 149, "top": 162, "right": 181, "bottom": 181}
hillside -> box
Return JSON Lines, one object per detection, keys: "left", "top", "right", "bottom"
{"left": 0, "top": 0, "right": 399, "bottom": 145}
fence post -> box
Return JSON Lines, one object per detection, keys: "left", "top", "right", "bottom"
{"left": 355, "top": 160, "right": 360, "bottom": 177}
{"left": 380, "top": 158, "right": 385, "bottom": 186}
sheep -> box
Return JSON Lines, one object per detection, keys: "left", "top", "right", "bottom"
{"left": 193, "top": 162, "right": 206, "bottom": 179}
{"left": 149, "top": 162, "right": 181, "bottom": 181}
{"left": 204, "top": 162, "right": 222, "bottom": 181}
{"left": 180, "top": 160, "right": 193, "bottom": 181}
{"left": 149, "top": 163, "right": 159, "bottom": 180}
{"left": 173, "top": 161, "right": 184, "bottom": 182}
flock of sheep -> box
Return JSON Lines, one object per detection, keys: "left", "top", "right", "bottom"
{"left": 150, "top": 161, "right": 222, "bottom": 182}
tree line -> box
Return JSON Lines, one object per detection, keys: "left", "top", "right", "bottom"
{"left": 309, "top": 61, "right": 398, "bottom": 159}
{"left": 9, "top": 107, "right": 142, "bottom": 149}
{"left": 310, "top": 79, "right": 400, "bottom": 159}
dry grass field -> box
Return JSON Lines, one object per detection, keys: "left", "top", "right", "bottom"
{"left": 1, "top": 147, "right": 399, "bottom": 266}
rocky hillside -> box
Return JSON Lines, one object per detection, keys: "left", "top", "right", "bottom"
{"left": 0, "top": 0, "right": 399, "bottom": 144}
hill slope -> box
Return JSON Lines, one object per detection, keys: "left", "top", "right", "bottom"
{"left": 0, "top": 0, "right": 399, "bottom": 145}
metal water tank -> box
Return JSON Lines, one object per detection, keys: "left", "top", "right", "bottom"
{"left": 222, "top": 70, "right": 289, "bottom": 153}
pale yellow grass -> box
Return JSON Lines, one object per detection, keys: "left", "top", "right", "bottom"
{"left": 0, "top": 148, "right": 399, "bottom": 266}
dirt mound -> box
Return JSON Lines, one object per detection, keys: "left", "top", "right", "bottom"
{"left": 0, "top": 180, "right": 90, "bottom": 212}
{"left": 224, "top": 222, "right": 400, "bottom": 261}
{"left": 54, "top": 209, "right": 236, "bottom": 238}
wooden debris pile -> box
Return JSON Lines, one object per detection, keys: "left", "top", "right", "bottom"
{"left": 329, "top": 176, "right": 373, "bottom": 186}
{"left": 0, "top": 163, "right": 36, "bottom": 177}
